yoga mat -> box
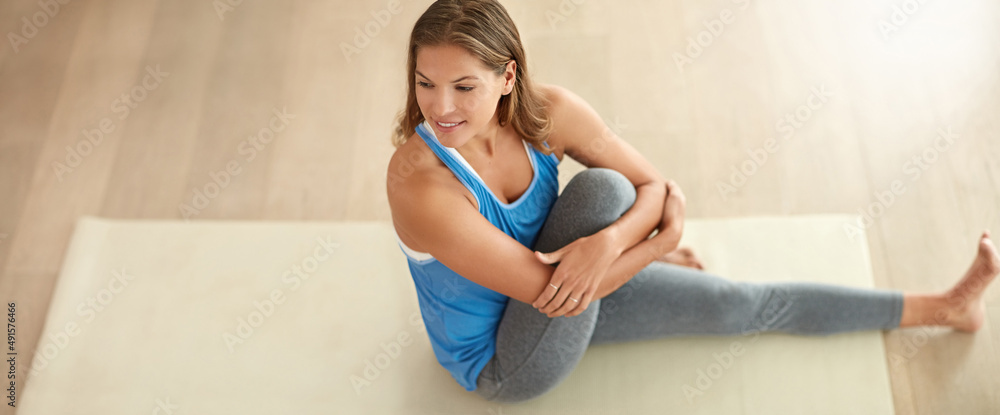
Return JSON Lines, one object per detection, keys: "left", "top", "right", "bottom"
{"left": 17, "top": 215, "right": 894, "bottom": 414}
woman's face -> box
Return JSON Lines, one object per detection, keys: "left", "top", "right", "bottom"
{"left": 414, "top": 44, "right": 514, "bottom": 148}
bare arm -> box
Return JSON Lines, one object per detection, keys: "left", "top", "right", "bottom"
{"left": 594, "top": 218, "right": 682, "bottom": 299}
{"left": 595, "top": 179, "right": 687, "bottom": 298}
{"left": 545, "top": 85, "right": 668, "bottom": 257}
{"left": 389, "top": 170, "right": 556, "bottom": 305}
{"left": 529, "top": 85, "right": 671, "bottom": 317}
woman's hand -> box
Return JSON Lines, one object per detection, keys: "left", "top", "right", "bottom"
{"left": 656, "top": 180, "right": 687, "bottom": 252}
{"left": 531, "top": 230, "right": 621, "bottom": 318}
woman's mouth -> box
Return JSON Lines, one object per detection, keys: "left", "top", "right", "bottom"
{"left": 435, "top": 121, "right": 465, "bottom": 132}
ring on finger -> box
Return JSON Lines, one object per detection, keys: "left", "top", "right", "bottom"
{"left": 569, "top": 297, "right": 579, "bottom": 302}
{"left": 549, "top": 283, "right": 560, "bottom": 290}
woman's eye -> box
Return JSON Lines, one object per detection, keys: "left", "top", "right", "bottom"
{"left": 417, "top": 81, "right": 432, "bottom": 88}
{"left": 457, "top": 86, "right": 474, "bottom": 92}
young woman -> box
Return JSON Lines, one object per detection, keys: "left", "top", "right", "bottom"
{"left": 386, "top": 0, "right": 998, "bottom": 404}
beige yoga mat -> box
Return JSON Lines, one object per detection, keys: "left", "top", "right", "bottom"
{"left": 18, "top": 215, "right": 894, "bottom": 414}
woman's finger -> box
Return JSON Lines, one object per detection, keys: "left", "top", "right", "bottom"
{"left": 548, "top": 290, "right": 582, "bottom": 318}
{"left": 551, "top": 293, "right": 571, "bottom": 316}
{"left": 535, "top": 250, "right": 561, "bottom": 265}
{"left": 541, "top": 277, "right": 576, "bottom": 314}
{"left": 566, "top": 301, "right": 589, "bottom": 317}
{"left": 567, "top": 287, "right": 596, "bottom": 317}
{"left": 539, "top": 263, "right": 573, "bottom": 312}
{"left": 537, "top": 265, "right": 565, "bottom": 309}
{"left": 565, "top": 278, "right": 602, "bottom": 317}
{"left": 536, "top": 239, "right": 576, "bottom": 265}
{"left": 565, "top": 298, "right": 589, "bottom": 317}
{"left": 566, "top": 283, "right": 597, "bottom": 318}
{"left": 536, "top": 265, "right": 575, "bottom": 311}
{"left": 531, "top": 282, "right": 559, "bottom": 309}
{"left": 547, "top": 278, "right": 586, "bottom": 317}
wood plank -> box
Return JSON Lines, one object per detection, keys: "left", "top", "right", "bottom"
{"left": 99, "top": 0, "right": 226, "bottom": 219}
{"left": 4, "top": 0, "right": 161, "bottom": 275}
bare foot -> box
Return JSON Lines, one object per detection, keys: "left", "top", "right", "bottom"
{"left": 657, "top": 247, "right": 705, "bottom": 270}
{"left": 901, "top": 231, "right": 999, "bottom": 331}
{"left": 943, "top": 230, "right": 1000, "bottom": 332}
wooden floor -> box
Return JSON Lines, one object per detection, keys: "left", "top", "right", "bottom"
{"left": 1, "top": 0, "right": 997, "bottom": 413}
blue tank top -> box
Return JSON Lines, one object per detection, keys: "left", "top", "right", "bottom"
{"left": 394, "top": 121, "right": 561, "bottom": 391}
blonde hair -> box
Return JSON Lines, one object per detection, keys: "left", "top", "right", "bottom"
{"left": 392, "top": 0, "right": 553, "bottom": 155}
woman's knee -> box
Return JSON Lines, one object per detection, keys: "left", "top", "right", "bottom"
{"left": 565, "top": 168, "right": 636, "bottom": 213}
{"left": 535, "top": 168, "right": 637, "bottom": 252}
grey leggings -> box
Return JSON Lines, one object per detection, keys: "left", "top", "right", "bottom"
{"left": 473, "top": 168, "right": 903, "bottom": 403}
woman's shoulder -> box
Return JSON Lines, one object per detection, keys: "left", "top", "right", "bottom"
{"left": 535, "top": 82, "right": 584, "bottom": 158}
{"left": 387, "top": 130, "right": 480, "bottom": 252}
{"left": 537, "top": 82, "right": 574, "bottom": 110}
{"left": 387, "top": 131, "right": 446, "bottom": 197}
{"left": 386, "top": 131, "right": 477, "bottom": 213}
{"left": 537, "top": 82, "right": 594, "bottom": 120}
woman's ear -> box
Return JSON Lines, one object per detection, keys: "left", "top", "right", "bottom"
{"left": 502, "top": 60, "right": 516, "bottom": 95}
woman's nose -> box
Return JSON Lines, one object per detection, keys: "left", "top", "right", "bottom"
{"left": 432, "top": 91, "right": 456, "bottom": 116}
